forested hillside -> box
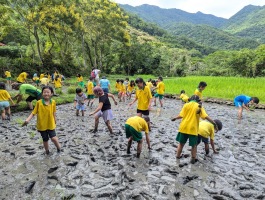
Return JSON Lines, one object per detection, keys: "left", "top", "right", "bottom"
{"left": 222, "top": 5, "right": 265, "bottom": 43}
{"left": 0, "top": 0, "right": 265, "bottom": 78}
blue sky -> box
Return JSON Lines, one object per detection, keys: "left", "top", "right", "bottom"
{"left": 113, "top": 0, "right": 265, "bottom": 18}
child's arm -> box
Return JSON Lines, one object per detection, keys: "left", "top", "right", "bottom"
{"left": 89, "top": 102, "right": 103, "bottom": 116}
{"left": 22, "top": 113, "right": 35, "bottom": 126}
{"left": 210, "top": 139, "right": 218, "bottom": 154}
{"left": 107, "top": 93, "right": 117, "bottom": 105}
{"left": 242, "top": 103, "right": 250, "bottom": 111}
{"left": 9, "top": 97, "right": 15, "bottom": 105}
{"left": 171, "top": 115, "right": 182, "bottom": 121}
{"left": 129, "top": 97, "right": 138, "bottom": 106}
{"left": 74, "top": 100, "right": 77, "bottom": 108}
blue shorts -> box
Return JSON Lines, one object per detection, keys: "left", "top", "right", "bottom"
{"left": 197, "top": 135, "right": 209, "bottom": 144}
{"left": 76, "top": 104, "right": 85, "bottom": 111}
{"left": 0, "top": 101, "right": 10, "bottom": 111}
{"left": 102, "top": 88, "right": 109, "bottom": 93}
{"left": 234, "top": 100, "right": 242, "bottom": 107}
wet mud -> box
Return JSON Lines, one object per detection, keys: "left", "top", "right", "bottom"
{"left": 0, "top": 99, "right": 265, "bottom": 199}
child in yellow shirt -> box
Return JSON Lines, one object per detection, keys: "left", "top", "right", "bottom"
{"left": 154, "top": 76, "right": 165, "bottom": 107}
{"left": 171, "top": 95, "right": 216, "bottom": 164}
{"left": 194, "top": 81, "right": 207, "bottom": 100}
{"left": 77, "top": 74, "right": 84, "bottom": 88}
{"left": 127, "top": 80, "right": 135, "bottom": 100}
{"left": 23, "top": 86, "right": 61, "bottom": 155}
{"left": 87, "top": 77, "right": 95, "bottom": 107}
{"left": 120, "top": 80, "right": 126, "bottom": 102}
{"left": 179, "top": 90, "right": 189, "bottom": 103}
{"left": 0, "top": 82, "right": 15, "bottom": 120}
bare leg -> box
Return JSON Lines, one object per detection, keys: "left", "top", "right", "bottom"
{"left": 137, "top": 139, "right": 143, "bottom": 158}
{"left": 16, "top": 95, "right": 23, "bottom": 104}
{"left": 76, "top": 110, "right": 79, "bottom": 116}
{"left": 94, "top": 115, "right": 99, "bottom": 132}
{"left": 159, "top": 99, "right": 163, "bottom": 107}
{"left": 136, "top": 113, "right": 142, "bottom": 117}
{"left": 51, "top": 136, "right": 61, "bottom": 150}
{"left": 154, "top": 98, "right": 157, "bottom": 106}
{"left": 190, "top": 145, "right": 198, "bottom": 164}
{"left": 205, "top": 143, "right": 210, "bottom": 155}
{"left": 238, "top": 107, "right": 243, "bottom": 124}
{"left": 145, "top": 133, "right": 151, "bottom": 149}
{"left": 81, "top": 110, "right": 84, "bottom": 116}
{"left": 105, "top": 120, "right": 113, "bottom": 134}
{"left": 43, "top": 141, "right": 49, "bottom": 153}
{"left": 27, "top": 101, "right": 33, "bottom": 110}
{"left": 176, "top": 143, "right": 185, "bottom": 158}
{"left": 1, "top": 110, "right": 5, "bottom": 120}
{"left": 127, "top": 137, "right": 133, "bottom": 154}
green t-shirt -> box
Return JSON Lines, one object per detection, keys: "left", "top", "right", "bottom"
{"left": 19, "top": 84, "right": 41, "bottom": 97}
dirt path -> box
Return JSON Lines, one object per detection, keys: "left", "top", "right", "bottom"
{"left": 0, "top": 98, "right": 264, "bottom": 199}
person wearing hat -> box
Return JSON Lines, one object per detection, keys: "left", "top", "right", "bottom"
{"left": 99, "top": 76, "right": 111, "bottom": 93}
{"left": 197, "top": 119, "right": 223, "bottom": 155}
{"left": 12, "top": 83, "right": 42, "bottom": 110}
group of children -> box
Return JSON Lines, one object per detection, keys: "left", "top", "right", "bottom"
{"left": 1, "top": 70, "right": 261, "bottom": 164}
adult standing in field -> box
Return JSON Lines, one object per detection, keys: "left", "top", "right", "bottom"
{"left": 99, "top": 76, "right": 111, "bottom": 93}
{"left": 5, "top": 70, "right": 11, "bottom": 88}
{"left": 91, "top": 68, "right": 101, "bottom": 86}
{"left": 12, "top": 83, "right": 42, "bottom": 110}
{"left": 234, "top": 95, "right": 259, "bottom": 124}
{"left": 17, "top": 72, "right": 28, "bottom": 83}
{"left": 129, "top": 77, "right": 152, "bottom": 129}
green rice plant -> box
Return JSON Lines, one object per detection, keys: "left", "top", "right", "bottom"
{"left": 39, "top": 138, "right": 43, "bottom": 144}
{"left": 67, "top": 86, "right": 76, "bottom": 94}
{"left": 28, "top": 132, "right": 36, "bottom": 139}
{"left": 55, "top": 88, "right": 63, "bottom": 95}
{"left": 16, "top": 118, "right": 24, "bottom": 125}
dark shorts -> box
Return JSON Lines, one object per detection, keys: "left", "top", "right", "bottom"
{"left": 176, "top": 132, "right": 198, "bottom": 147}
{"left": 6, "top": 77, "right": 11, "bottom": 80}
{"left": 26, "top": 94, "right": 42, "bottom": 102}
{"left": 137, "top": 109, "right": 149, "bottom": 116}
{"left": 197, "top": 135, "right": 209, "bottom": 144}
{"left": 102, "top": 88, "right": 109, "bottom": 93}
{"left": 39, "top": 129, "right": 56, "bottom": 142}
{"left": 87, "top": 95, "right": 94, "bottom": 99}
{"left": 125, "top": 124, "right": 142, "bottom": 142}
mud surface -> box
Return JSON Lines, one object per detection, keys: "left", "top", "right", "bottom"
{"left": 0, "top": 99, "right": 265, "bottom": 199}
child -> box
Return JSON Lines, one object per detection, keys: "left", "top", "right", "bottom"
{"left": 77, "top": 74, "right": 84, "bottom": 88}
{"left": 5, "top": 70, "right": 11, "bottom": 88}
{"left": 89, "top": 86, "right": 117, "bottom": 134}
{"left": 171, "top": 95, "right": 216, "bottom": 164}
{"left": 146, "top": 79, "right": 153, "bottom": 89}
{"left": 125, "top": 116, "right": 151, "bottom": 158}
{"left": 180, "top": 90, "right": 189, "bottom": 103}
{"left": 195, "top": 81, "right": 207, "bottom": 100}
{"left": 0, "top": 82, "right": 15, "bottom": 120}
{"left": 87, "top": 77, "right": 95, "bottom": 107}
{"left": 33, "top": 74, "right": 40, "bottom": 87}
{"left": 115, "top": 79, "right": 120, "bottom": 93}
{"left": 22, "top": 86, "right": 61, "bottom": 155}
{"left": 40, "top": 75, "right": 49, "bottom": 87}
{"left": 197, "top": 120, "right": 222, "bottom": 155}
{"left": 154, "top": 76, "right": 165, "bottom": 107}
{"left": 124, "top": 78, "right": 129, "bottom": 96}
{"left": 234, "top": 95, "right": 259, "bottom": 124}
{"left": 54, "top": 75, "right": 62, "bottom": 89}
{"left": 129, "top": 78, "right": 152, "bottom": 130}
{"left": 120, "top": 80, "right": 126, "bottom": 102}
{"left": 74, "top": 88, "right": 87, "bottom": 116}
{"left": 127, "top": 80, "right": 135, "bottom": 100}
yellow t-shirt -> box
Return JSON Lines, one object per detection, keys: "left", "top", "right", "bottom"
{"left": 5, "top": 71, "right": 11, "bottom": 78}
{"left": 136, "top": 86, "right": 152, "bottom": 111}
{"left": 121, "top": 84, "right": 126, "bottom": 93}
{"left": 33, "top": 77, "right": 39, "bottom": 81}
{"left": 40, "top": 74, "right": 45, "bottom": 79}
{"left": 54, "top": 78, "right": 62, "bottom": 88}
{"left": 178, "top": 101, "right": 208, "bottom": 135}
{"left": 77, "top": 76, "right": 83, "bottom": 82}
{"left": 0, "top": 90, "right": 11, "bottom": 101}
{"left": 115, "top": 83, "right": 122, "bottom": 91}
{"left": 32, "top": 99, "right": 56, "bottom": 131}
{"left": 194, "top": 88, "right": 202, "bottom": 99}
{"left": 40, "top": 77, "right": 49, "bottom": 85}
{"left": 146, "top": 82, "right": 152, "bottom": 88}
{"left": 180, "top": 93, "right": 189, "bottom": 103}
{"left": 17, "top": 72, "right": 27, "bottom": 83}
{"left": 127, "top": 85, "right": 135, "bottom": 93}
{"left": 126, "top": 116, "right": 149, "bottom": 134}
{"left": 198, "top": 121, "right": 215, "bottom": 140}
{"left": 157, "top": 81, "right": 165, "bottom": 95}
{"left": 87, "top": 81, "right": 94, "bottom": 95}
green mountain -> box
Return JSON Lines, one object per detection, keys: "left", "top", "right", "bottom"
{"left": 120, "top": 4, "right": 226, "bottom": 28}
{"left": 165, "top": 23, "right": 259, "bottom": 50}
{"left": 222, "top": 5, "right": 265, "bottom": 43}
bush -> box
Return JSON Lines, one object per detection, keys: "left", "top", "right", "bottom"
{"left": 55, "top": 88, "right": 63, "bottom": 95}
{"left": 67, "top": 87, "right": 76, "bottom": 94}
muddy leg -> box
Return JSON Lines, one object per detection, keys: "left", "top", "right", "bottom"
{"left": 127, "top": 137, "right": 133, "bottom": 154}
{"left": 137, "top": 139, "right": 143, "bottom": 158}
{"left": 51, "top": 136, "right": 61, "bottom": 151}
{"left": 176, "top": 143, "right": 185, "bottom": 158}
{"left": 105, "top": 120, "right": 113, "bottom": 134}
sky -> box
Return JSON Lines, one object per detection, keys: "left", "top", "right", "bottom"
{"left": 113, "top": 0, "right": 265, "bottom": 18}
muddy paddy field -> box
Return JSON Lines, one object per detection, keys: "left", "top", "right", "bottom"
{"left": 0, "top": 98, "right": 265, "bottom": 200}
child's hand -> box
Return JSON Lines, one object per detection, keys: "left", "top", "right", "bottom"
{"left": 171, "top": 117, "right": 176, "bottom": 122}
{"left": 114, "top": 101, "right": 118, "bottom": 105}
{"left": 89, "top": 112, "right": 94, "bottom": 116}
{"left": 22, "top": 121, "right": 28, "bottom": 127}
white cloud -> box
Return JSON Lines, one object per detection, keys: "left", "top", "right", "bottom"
{"left": 113, "top": 0, "right": 265, "bottom": 18}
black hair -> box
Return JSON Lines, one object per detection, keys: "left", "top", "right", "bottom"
{"left": 0, "top": 82, "right": 6, "bottom": 90}
{"left": 135, "top": 77, "right": 146, "bottom": 87}
{"left": 77, "top": 74, "right": 81, "bottom": 77}
{"left": 116, "top": 79, "right": 120, "bottom": 83}
{"left": 158, "top": 76, "right": 163, "bottom": 81}
{"left": 130, "top": 80, "right": 135, "bottom": 87}
{"left": 42, "top": 86, "right": 54, "bottom": 94}
{"left": 76, "top": 88, "right": 82, "bottom": 93}
{"left": 89, "top": 77, "right": 94, "bottom": 81}
{"left": 55, "top": 75, "right": 60, "bottom": 81}
{"left": 188, "top": 95, "right": 202, "bottom": 114}
{"left": 148, "top": 78, "right": 152, "bottom": 82}
{"left": 151, "top": 80, "right": 157, "bottom": 87}
{"left": 125, "top": 78, "right": 129, "bottom": 81}
{"left": 198, "top": 81, "right": 207, "bottom": 88}
{"left": 214, "top": 119, "right": 223, "bottom": 131}
{"left": 180, "top": 90, "right": 185, "bottom": 94}
{"left": 120, "top": 79, "right": 124, "bottom": 83}
{"left": 251, "top": 97, "right": 259, "bottom": 104}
